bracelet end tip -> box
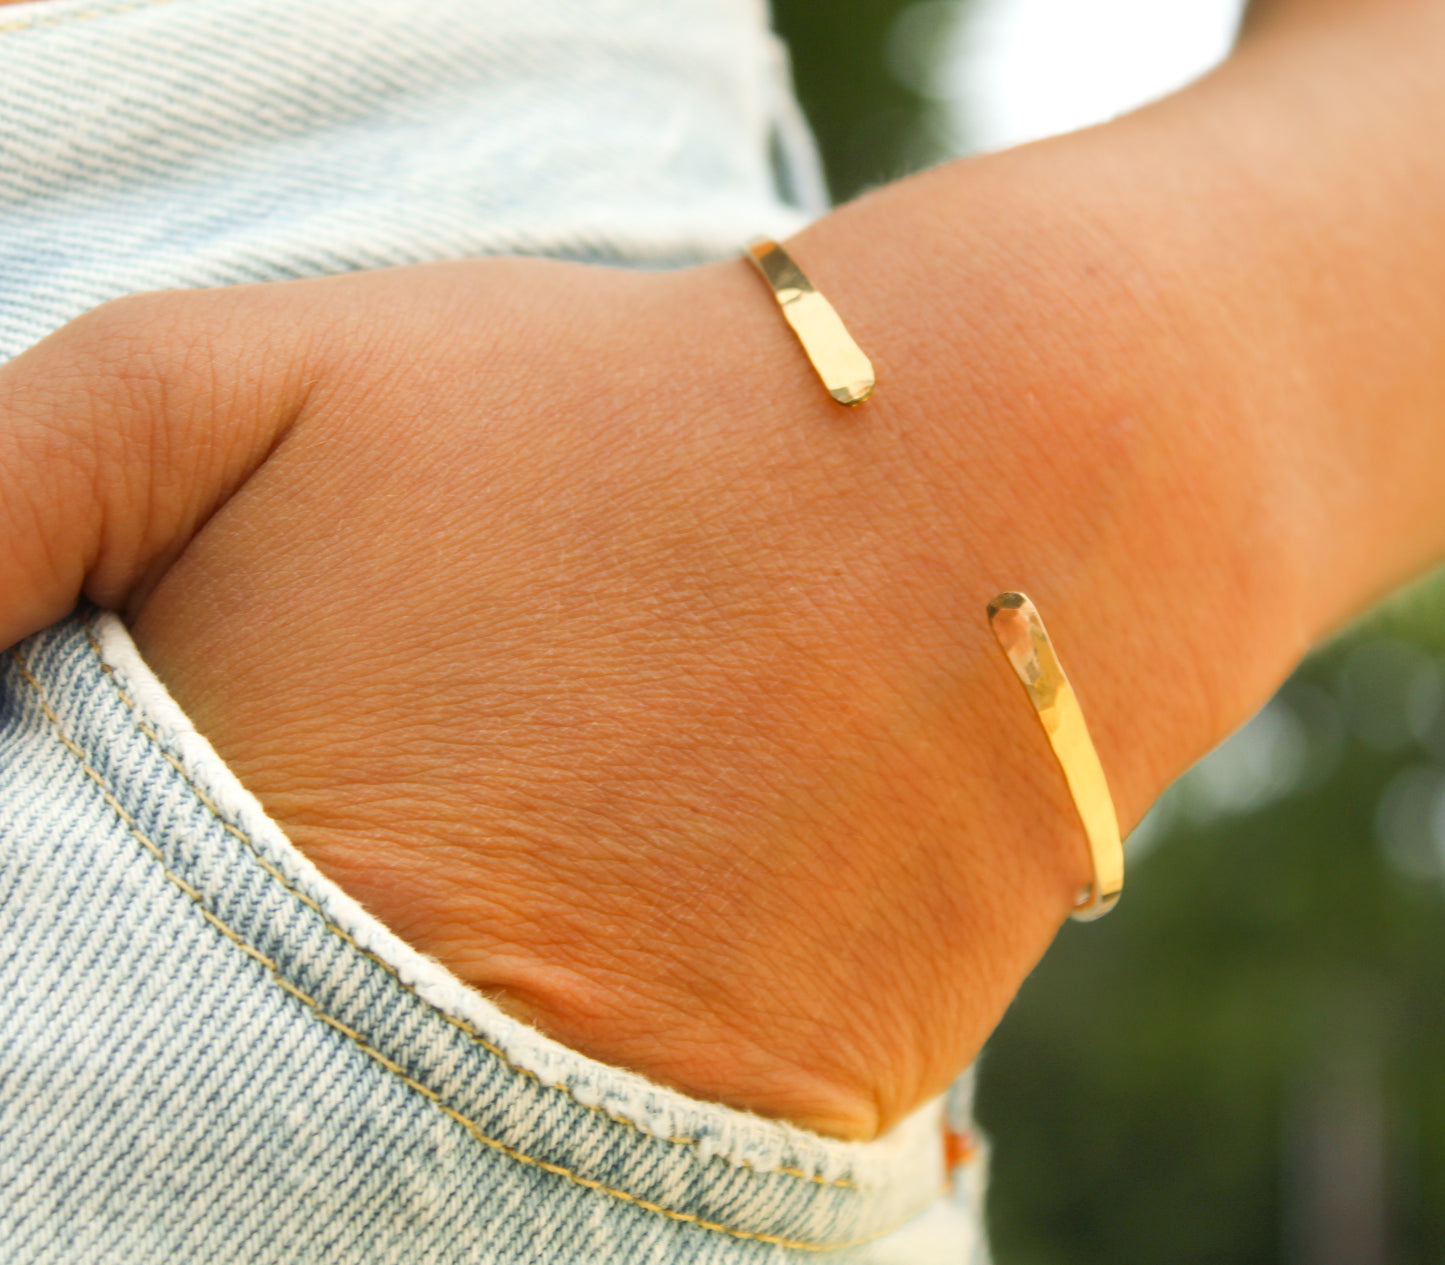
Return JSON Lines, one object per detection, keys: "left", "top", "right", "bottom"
{"left": 830, "top": 379, "right": 875, "bottom": 406}
{"left": 1070, "top": 884, "right": 1123, "bottom": 922}
{"left": 986, "top": 591, "right": 1029, "bottom": 620}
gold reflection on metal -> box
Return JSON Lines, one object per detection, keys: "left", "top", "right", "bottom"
{"left": 987, "top": 592, "right": 1123, "bottom": 921}
{"left": 744, "top": 238, "right": 875, "bottom": 406}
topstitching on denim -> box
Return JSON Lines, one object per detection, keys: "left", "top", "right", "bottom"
{"left": 70, "top": 621, "right": 855, "bottom": 1194}
{"left": 5, "top": 641, "right": 867, "bottom": 1254}
{"left": 85, "top": 614, "right": 952, "bottom": 1210}
{"left": 7, "top": 639, "right": 881, "bottom": 1254}
{"left": 8, "top": 616, "right": 972, "bottom": 1256}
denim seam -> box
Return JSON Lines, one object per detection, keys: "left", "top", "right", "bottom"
{"left": 0, "top": 0, "right": 179, "bottom": 39}
{"left": 10, "top": 641, "right": 886, "bottom": 1253}
{"left": 76, "top": 621, "right": 861, "bottom": 1194}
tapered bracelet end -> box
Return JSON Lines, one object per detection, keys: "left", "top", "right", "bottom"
{"left": 986, "top": 590, "right": 1126, "bottom": 923}
{"left": 830, "top": 380, "right": 875, "bottom": 406}
{"left": 745, "top": 237, "right": 875, "bottom": 409}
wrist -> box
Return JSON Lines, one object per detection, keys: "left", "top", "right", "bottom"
{"left": 774, "top": 142, "right": 1312, "bottom": 825}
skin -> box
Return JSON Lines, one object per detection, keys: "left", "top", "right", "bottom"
{"left": 4, "top": 0, "right": 1445, "bottom": 1140}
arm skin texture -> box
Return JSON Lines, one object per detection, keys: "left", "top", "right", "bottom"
{"left": 4, "top": 0, "right": 1445, "bottom": 1140}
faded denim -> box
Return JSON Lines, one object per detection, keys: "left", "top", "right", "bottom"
{"left": 0, "top": 1, "right": 989, "bottom": 1260}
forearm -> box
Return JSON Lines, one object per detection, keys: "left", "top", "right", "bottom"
{"left": 760, "top": 0, "right": 1445, "bottom": 830}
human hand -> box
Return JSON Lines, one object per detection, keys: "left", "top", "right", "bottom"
{"left": 0, "top": 241, "right": 1276, "bottom": 1139}
{"left": 9, "top": 88, "right": 1398, "bottom": 1133}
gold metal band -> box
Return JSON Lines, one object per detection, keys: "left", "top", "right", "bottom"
{"left": 986, "top": 592, "right": 1124, "bottom": 921}
{"left": 744, "top": 238, "right": 875, "bottom": 406}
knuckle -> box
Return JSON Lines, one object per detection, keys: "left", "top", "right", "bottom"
{"left": 1, "top": 291, "right": 212, "bottom": 509}
{"left": 67, "top": 291, "right": 197, "bottom": 395}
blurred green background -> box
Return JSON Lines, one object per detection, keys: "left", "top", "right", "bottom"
{"left": 768, "top": 3, "right": 1445, "bottom": 1261}
{"left": 770, "top": 0, "right": 957, "bottom": 203}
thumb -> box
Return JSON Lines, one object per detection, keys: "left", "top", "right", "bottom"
{"left": 0, "top": 286, "right": 316, "bottom": 650}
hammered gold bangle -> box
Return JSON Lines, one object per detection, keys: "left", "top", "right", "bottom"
{"left": 744, "top": 238, "right": 875, "bottom": 406}
{"left": 987, "top": 593, "right": 1124, "bottom": 921}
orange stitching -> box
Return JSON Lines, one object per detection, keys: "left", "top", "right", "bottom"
{"left": 10, "top": 642, "right": 879, "bottom": 1253}
{"left": 77, "top": 622, "right": 857, "bottom": 1192}
{"left": 0, "top": 0, "right": 178, "bottom": 39}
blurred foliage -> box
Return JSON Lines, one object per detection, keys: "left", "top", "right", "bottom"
{"left": 771, "top": 6, "right": 1445, "bottom": 1262}
{"left": 979, "top": 580, "right": 1445, "bottom": 1265}
{"left": 769, "top": 0, "right": 960, "bottom": 202}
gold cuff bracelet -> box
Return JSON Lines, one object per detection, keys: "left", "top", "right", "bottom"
{"left": 742, "top": 245, "right": 1119, "bottom": 916}
{"left": 744, "top": 238, "right": 875, "bottom": 406}
{"left": 987, "top": 592, "right": 1124, "bottom": 921}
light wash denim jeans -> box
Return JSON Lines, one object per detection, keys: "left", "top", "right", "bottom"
{"left": 0, "top": 1, "right": 989, "bottom": 1260}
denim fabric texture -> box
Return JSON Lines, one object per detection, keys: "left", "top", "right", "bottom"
{"left": 0, "top": 1, "right": 989, "bottom": 1260}
{"left": 0, "top": 0, "right": 823, "bottom": 359}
